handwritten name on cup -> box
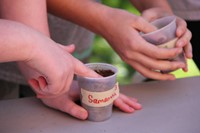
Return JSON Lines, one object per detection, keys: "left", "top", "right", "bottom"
{"left": 81, "top": 82, "right": 119, "bottom": 107}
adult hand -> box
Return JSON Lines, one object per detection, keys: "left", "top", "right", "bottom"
{"left": 18, "top": 40, "right": 100, "bottom": 98}
{"left": 142, "top": 8, "right": 193, "bottom": 71}
{"left": 41, "top": 81, "right": 142, "bottom": 120}
{"left": 99, "top": 8, "right": 185, "bottom": 80}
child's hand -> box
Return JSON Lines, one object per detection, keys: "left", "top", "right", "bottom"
{"left": 114, "top": 93, "right": 142, "bottom": 113}
{"left": 40, "top": 81, "right": 142, "bottom": 120}
{"left": 40, "top": 80, "right": 88, "bottom": 120}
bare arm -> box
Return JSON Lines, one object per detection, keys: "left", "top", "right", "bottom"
{"left": 130, "top": 0, "right": 173, "bottom": 13}
{"left": 47, "top": 0, "right": 110, "bottom": 35}
{"left": 47, "top": 0, "right": 172, "bottom": 26}
{"left": 0, "top": 20, "right": 37, "bottom": 62}
{"left": 0, "top": 0, "right": 49, "bottom": 36}
{"left": 47, "top": 0, "right": 185, "bottom": 80}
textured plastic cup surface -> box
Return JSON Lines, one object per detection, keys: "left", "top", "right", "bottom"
{"left": 141, "top": 16, "right": 176, "bottom": 45}
{"left": 141, "top": 16, "right": 186, "bottom": 73}
{"left": 77, "top": 63, "right": 118, "bottom": 122}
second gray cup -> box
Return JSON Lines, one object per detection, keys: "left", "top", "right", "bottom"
{"left": 141, "top": 16, "right": 186, "bottom": 73}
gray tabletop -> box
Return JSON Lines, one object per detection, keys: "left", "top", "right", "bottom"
{"left": 0, "top": 76, "right": 200, "bottom": 133}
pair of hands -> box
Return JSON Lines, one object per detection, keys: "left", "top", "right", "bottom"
{"left": 99, "top": 7, "right": 192, "bottom": 80}
{"left": 18, "top": 7, "right": 192, "bottom": 120}
{"left": 18, "top": 41, "right": 141, "bottom": 120}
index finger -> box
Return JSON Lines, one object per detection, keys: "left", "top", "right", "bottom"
{"left": 73, "top": 58, "right": 101, "bottom": 78}
{"left": 134, "top": 34, "right": 182, "bottom": 60}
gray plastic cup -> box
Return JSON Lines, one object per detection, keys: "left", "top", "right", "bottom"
{"left": 77, "top": 63, "right": 119, "bottom": 122}
{"left": 141, "top": 16, "right": 186, "bottom": 73}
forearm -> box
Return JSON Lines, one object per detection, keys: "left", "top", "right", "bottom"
{"left": 0, "top": 20, "right": 42, "bottom": 62}
{"left": 0, "top": 0, "right": 49, "bottom": 36}
{"left": 130, "top": 0, "right": 173, "bottom": 14}
{"left": 47, "top": 0, "right": 112, "bottom": 35}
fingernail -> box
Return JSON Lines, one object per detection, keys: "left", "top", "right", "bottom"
{"left": 131, "top": 98, "right": 138, "bottom": 102}
{"left": 179, "top": 63, "right": 186, "bottom": 68}
{"left": 78, "top": 109, "right": 88, "bottom": 120}
{"left": 189, "top": 53, "right": 193, "bottom": 58}
{"left": 136, "top": 103, "right": 142, "bottom": 109}
{"left": 177, "top": 41, "right": 183, "bottom": 47}
{"left": 169, "top": 76, "right": 176, "bottom": 80}
{"left": 183, "top": 67, "right": 188, "bottom": 72}
{"left": 177, "top": 48, "right": 183, "bottom": 54}
{"left": 129, "top": 107, "right": 135, "bottom": 112}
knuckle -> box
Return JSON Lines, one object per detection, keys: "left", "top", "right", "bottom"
{"left": 168, "top": 50, "right": 178, "bottom": 58}
{"left": 167, "top": 63, "right": 175, "bottom": 71}
{"left": 187, "top": 30, "right": 192, "bottom": 40}
{"left": 135, "top": 16, "right": 144, "bottom": 24}
{"left": 123, "top": 51, "right": 132, "bottom": 60}
{"left": 80, "top": 67, "right": 90, "bottom": 75}
{"left": 166, "top": 62, "right": 178, "bottom": 71}
{"left": 122, "top": 50, "right": 139, "bottom": 62}
{"left": 182, "top": 19, "right": 187, "bottom": 27}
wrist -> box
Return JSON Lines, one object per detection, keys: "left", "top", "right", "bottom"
{"left": 72, "top": 1, "right": 115, "bottom": 36}
{"left": 92, "top": 6, "right": 122, "bottom": 38}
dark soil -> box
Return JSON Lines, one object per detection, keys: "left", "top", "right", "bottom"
{"left": 94, "top": 69, "right": 114, "bottom": 77}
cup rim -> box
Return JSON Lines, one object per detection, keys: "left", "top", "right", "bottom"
{"left": 80, "top": 62, "right": 118, "bottom": 80}
{"left": 141, "top": 15, "right": 176, "bottom": 37}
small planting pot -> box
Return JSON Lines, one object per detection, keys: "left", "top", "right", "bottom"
{"left": 141, "top": 16, "right": 186, "bottom": 73}
{"left": 77, "top": 63, "right": 119, "bottom": 122}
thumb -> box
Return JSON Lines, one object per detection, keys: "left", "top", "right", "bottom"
{"left": 133, "top": 17, "right": 157, "bottom": 33}
{"left": 41, "top": 95, "right": 88, "bottom": 120}
{"left": 28, "top": 78, "right": 46, "bottom": 97}
{"left": 63, "top": 99, "right": 88, "bottom": 120}
{"left": 73, "top": 58, "right": 102, "bottom": 78}
{"left": 29, "top": 77, "right": 62, "bottom": 99}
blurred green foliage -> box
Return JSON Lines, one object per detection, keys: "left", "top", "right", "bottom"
{"left": 89, "top": 0, "right": 140, "bottom": 84}
{"left": 101, "top": 0, "right": 140, "bottom": 15}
